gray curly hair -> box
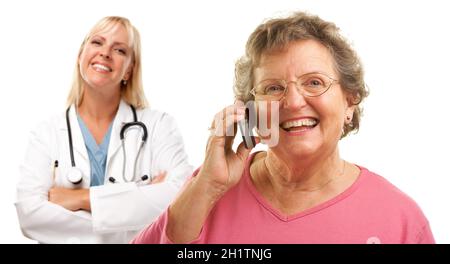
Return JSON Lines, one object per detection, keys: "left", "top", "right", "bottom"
{"left": 234, "top": 12, "right": 368, "bottom": 137}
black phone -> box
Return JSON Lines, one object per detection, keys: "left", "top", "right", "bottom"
{"left": 238, "top": 107, "right": 256, "bottom": 149}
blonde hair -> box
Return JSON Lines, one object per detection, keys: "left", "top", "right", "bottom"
{"left": 66, "top": 16, "right": 148, "bottom": 109}
{"left": 234, "top": 12, "right": 368, "bottom": 137}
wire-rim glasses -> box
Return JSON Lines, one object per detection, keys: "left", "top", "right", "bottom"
{"left": 250, "top": 72, "right": 338, "bottom": 101}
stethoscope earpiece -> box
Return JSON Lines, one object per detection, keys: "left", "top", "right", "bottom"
{"left": 108, "top": 175, "right": 149, "bottom": 184}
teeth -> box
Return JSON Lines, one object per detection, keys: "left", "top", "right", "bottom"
{"left": 281, "top": 118, "right": 317, "bottom": 129}
{"left": 92, "top": 63, "right": 112, "bottom": 72}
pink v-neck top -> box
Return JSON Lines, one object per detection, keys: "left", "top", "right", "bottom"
{"left": 132, "top": 153, "right": 434, "bottom": 244}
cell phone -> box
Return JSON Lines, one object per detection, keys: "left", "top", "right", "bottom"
{"left": 238, "top": 108, "right": 256, "bottom": 149}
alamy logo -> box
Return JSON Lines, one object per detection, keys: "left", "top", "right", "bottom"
{"left": 212, "top": 100, "right": 280, "bottom": 147}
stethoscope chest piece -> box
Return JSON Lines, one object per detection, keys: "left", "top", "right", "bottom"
{"left": 66, "top": 167, "right": 83, "bottom": 184}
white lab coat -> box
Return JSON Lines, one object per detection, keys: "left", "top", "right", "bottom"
{"left": 15, "top": 100, "right": 193, "bottom": 243}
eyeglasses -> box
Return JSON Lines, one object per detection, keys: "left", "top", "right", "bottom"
{"left": 250, "top": 72, "right": 338, "bottom": 101}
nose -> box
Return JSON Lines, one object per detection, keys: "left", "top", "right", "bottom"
{"left": 282, "top": 82, "right": 307, "bottom": 110}
{"left": 100, "top": 48, "right": 111, "bottom": 60}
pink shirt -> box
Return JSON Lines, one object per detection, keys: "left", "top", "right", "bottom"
{"left": 132, "top": 153, "right": 434, "bottom": 244}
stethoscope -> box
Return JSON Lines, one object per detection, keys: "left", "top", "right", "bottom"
{"left": 65, "top": 104, "right": 150, "bottom": 185}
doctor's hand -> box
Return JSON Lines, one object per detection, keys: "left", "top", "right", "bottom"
{"left": 48, "top": 187, "right": 91, "bottom": 212}
{"left": 150, "top": 171, "right": 167, "bottom": 184}
{"left": 199, "top": 102, "right": 260, "bottom": 195}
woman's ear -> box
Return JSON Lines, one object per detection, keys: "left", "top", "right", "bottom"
{"left": 123, "top": 63, "right": 134, "bottom": 81}
{"left": 344, "top": 106, "right": 355, "bottom": 125}
{"left": 344, "top": 93, "right": 357, "bottom": 124}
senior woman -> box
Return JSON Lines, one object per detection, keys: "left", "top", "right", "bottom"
{"left": 132, "top": 12, "right": 434, "bottom": 244}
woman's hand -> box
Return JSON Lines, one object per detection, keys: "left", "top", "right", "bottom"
{"left": 48, "top": 187, "right": 91, "bottom": 212}
{"left": 166, "top": 102, "right": 259, "bottom": 243}
{"left": 198, "top": 101, "right": 259, "bottom": 197}
{"left": 48, "top": 170, "right": 166, "bottom": 212}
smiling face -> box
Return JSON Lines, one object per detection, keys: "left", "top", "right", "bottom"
{"left": 78, "top": 23, "right": 133, "bottom": 93}
{"left": 254, "top": 39, "right": 355, "bottom": 160}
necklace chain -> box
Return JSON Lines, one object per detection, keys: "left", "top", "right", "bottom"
{"left": 263, "top": 158, "right": 347, "bottom": 192}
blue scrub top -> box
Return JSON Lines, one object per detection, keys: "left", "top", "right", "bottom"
{"left": 77, "top": 115, "right": 114, "bottom": 187}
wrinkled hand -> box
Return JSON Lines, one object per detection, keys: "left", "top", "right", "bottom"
{"left": 48, "top": 187, "right": 90, "bottom": 212}
{"left": 198, "top": 101, "right": 259, "bottom": 194}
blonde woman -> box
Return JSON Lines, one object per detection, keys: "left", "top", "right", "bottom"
{"left": 16, "top": 16, "right": 192, "bottom": 243}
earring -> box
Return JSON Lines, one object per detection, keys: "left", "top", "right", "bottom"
{"left": 122, "top": 80, "right": 128, "bottom": 86}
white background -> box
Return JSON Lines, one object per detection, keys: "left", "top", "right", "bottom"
{"left": 1, "top": 0, "right": 449, "bottom": 243}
